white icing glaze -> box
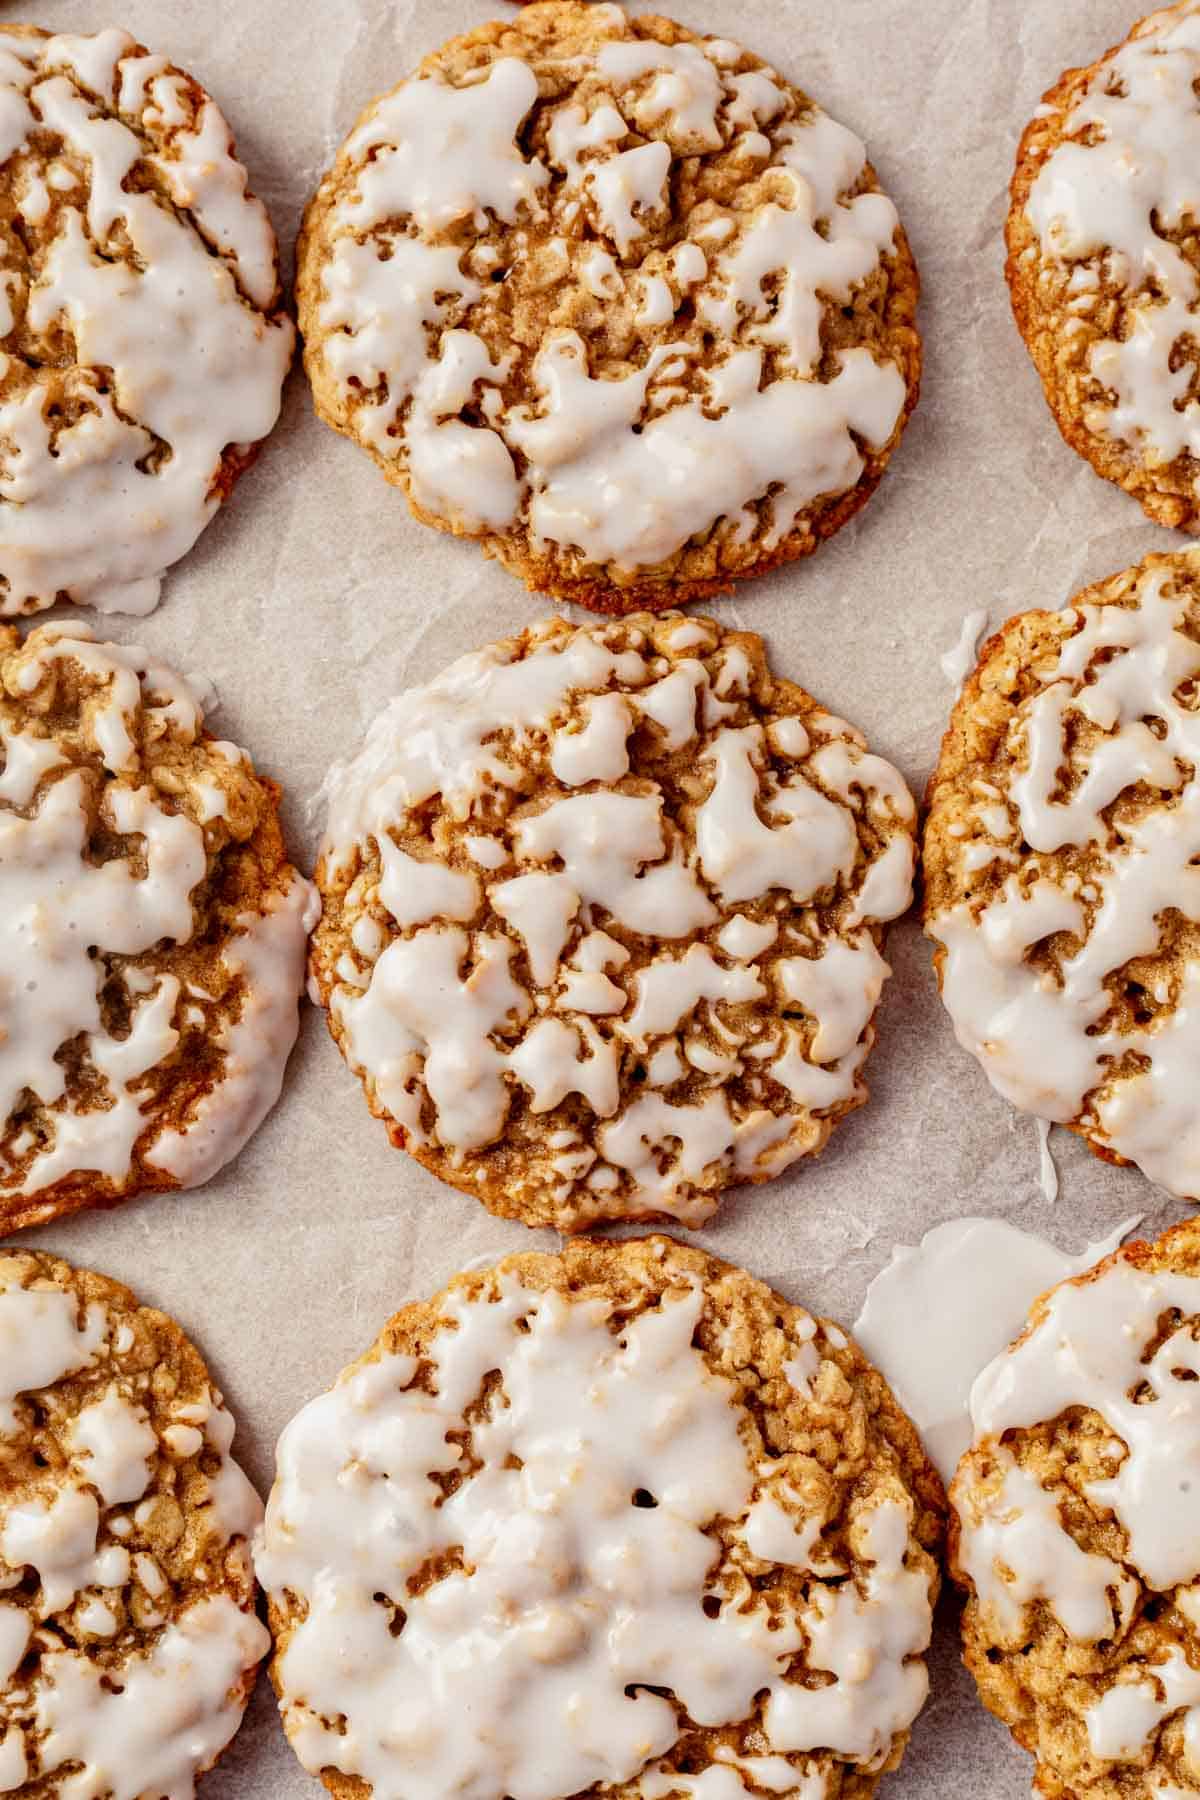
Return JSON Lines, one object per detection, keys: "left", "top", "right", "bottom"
{"left": 0, "top": 1609, "right": 28, "bottom": 1685}
{"left": 68, "top": 1388, "right": 156, "bottom": 1505}
{"left": 0, "top": 1282, "right": 98, "bottom": 1415}
{"left": 853, "top": 1215, "right": 1142, "bottom": 1480}
{"left": 0, "top": 28, "right": 292, "bottom": 614}
{"left": 956, "top": 1446, "right": 1137, "bottom": 1643}
{"left": 0, "top": 1725, "right": 22, "bottom": 1791}
{"left": 1034, "top": 1117, "right": 1059, "bottom": 1203}
{"left": 1025, "top": 4, "right": 1200, "bottom": 472}
{"left": 970, "top": 1250, "right": 1200, "bottom": 1591}
{"left": 641, "top": 1754, "right": 826, "bottom": 1799}
{"left": 938, "top": 607, "right": 989, "bottom": 694}
{"left": 1085, "top": 1649, "right": 1200, "bottom": 1769}
{"left": 312, "top": 12, "right": 908, "bottom": 575}
{"left": 763, "top": 1498, "right": 931, "bottom": 1760}
{"left": 1, "top": 1487, "right": 125, "bottom": 1615}
{"left": 148, "top": 873, "right": 317, "bottom": 1188}
{"left": 929, "top": 571, "right": 1200, "bottom": 1197}
{"left": 0, "top": 626, "right": 313, "bottom": 1201}
{"left": 321, "top": 618, "right": 915, "bottom": 1220}
{"left": 257, "top": 1273, "right": 933, "bottom": 1798}
{"left": 33, "top": 1594, "right": 269, "bottom": 1799}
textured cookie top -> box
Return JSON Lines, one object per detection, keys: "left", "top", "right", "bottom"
{"left": 925, "top": 551, "right": 1200, "bottom": 1201}
{"left": 0, "top": 1249, "right": 267, "bottom": 1797}
{"left": 313, "top": 612, "right": 915, "bottom": 1231}
{"left": 257, "top": 1234, "right": 943, "bottom": 1800}
{"left": 297, "top": 1, "right": 919, "bottom": 610}
{"left": 0, "top": 25, "right": 293, "bottom": 615}
{"left": 952, "top": 1219, "right": 1200, "bottom": 1800}
{"left": 1007, "top": 0, "right": 1200, "bottom": 530}
{"left": 0, "top": 621, "right": 315, "bottom": 1231}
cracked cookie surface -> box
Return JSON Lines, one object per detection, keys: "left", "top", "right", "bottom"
{"left": 258, "top": 1233, "right": 944, "bottom": 1800}
{"left": 0, "top": 24, "right": 293, "bottom": 615}
{"left": 1007, "top": 0, "right": 1200, "bottom": 531}
{"left": 297, "top": 1, "right": 920, "bottom": 612}
{"left": 925, "top": 549, "right": 1200, "bottom": 1202}
{"left": 0, "top": 1248, "right": 267, "bottom": 1797}
{"left": 952, "top": 1217, "right": 1200, "bottom": 1800}
{"left": 313, "top": 612, "right": 916, "bottom": 1231}
{"left": 0, "top": 620, "right": 315, "bottom": 1231}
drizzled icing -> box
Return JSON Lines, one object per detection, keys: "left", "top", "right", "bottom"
{"left": 928, "top": 560, "right": 1200, "bottom": 1199}
{"left": 853, "top": 1214, "right": 1142, "bottom": 1481}
{"left": 256, "top": 1259, "right": 935, "bottom": 1800}
{"left": 954, "top": 1233, "right": 1200, "bottom": 1782}
{"left": 317, "top": 614, "right": 915, "bottom": 1227}
{"left": 0, "top": 27, "right": 292, "bottom": 615}
{"left": 0, "top": 623, "right": 313, "bottom": 1214}
{"left": 1023, "top": 0, "right": 1200, "bottom": 478}
{"left": 305, "top": 4, "right": 910, "bottom": 578}
{"left": 0, "top": 1252, "right": 267, "bottom": 1795}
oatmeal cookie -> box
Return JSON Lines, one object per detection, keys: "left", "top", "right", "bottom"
{"left": 312, "top": 612, "right": 916, "bottom": 1231}
{"left": 925, "top": 549, "right": 1200, "bottom": 1202}
{"left": 296, "top": 1, "right": 920, "bottom": 612}
{"left": 952, "top": 1216, "right": 1200, "bottom": 1800}
{"left": 0, "top": 1247, "right": 267, "bottom": 1796}
{"left": 0, "top": 24, "right": 294, "bottom": 615}
{"left": 0, "top": 620, "right": 315, "bottom": 1231}
{"left": 257, "top": 1233, "right": 944, "bottom": 1800}
{"left": 1007, "top": 1, "right": 1200, "bottom": 531}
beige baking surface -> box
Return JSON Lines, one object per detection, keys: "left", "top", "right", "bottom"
{"left": 7, "top": 0, "right": 1192, "bottom": 1793}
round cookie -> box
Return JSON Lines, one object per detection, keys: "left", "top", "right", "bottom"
{"left": 0, "top": 620, "right": 316, "bottom": 1231}
{"left": 924, "top": 549, "right": 1200, "bottom": 1201}
{"left": 0, "top": 25, "right": 294, "bottom": 616}
{"left": 257, "top": 1233, "right": 945, "bottom": 1800}
{"left": 313, "top": 611, "right": 917, "bottom": 1231}
{"left": 951, "top": 1216, "right": 1200, "bottom": 1800}
{"left": 0, "top": 1247, "right": 267, "bottom": 1795}
{"left": 1007, "top": 1, "right": 1200, "bottom": 532}
{"left": 296, "top": 1, "right": 920, "bottom": 613}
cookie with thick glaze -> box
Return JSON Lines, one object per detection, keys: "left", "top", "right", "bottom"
{"left": 0, "top": 24, "right": 293, "bottom": 615}
{"left": 1007, "top": 1, "right": 1200, "bottom": 530}
{"left": 258, "top": 1233, "right": 945, "bottom": 1800}
{"left": 0, "top": 621, "right": 315, "bottom": 1231}
{"left": 297, "top": 1, "right": 920, "bottom": 613}
{"left": 952, "top": 1216, "right": 1200, "bottom": 1800}
{"left": 925, "top": 550, "right": 1200, "bottom": 1202}
{"left": 313, "top": 611, "right": 917, "bottom": 1231}
{"left": 0, "top": 1248, "right": 267, "bottom": 1795}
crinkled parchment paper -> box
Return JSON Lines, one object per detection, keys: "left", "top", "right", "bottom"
{"left": 8, "top": 0, "right": 1190, "bottom": 1794}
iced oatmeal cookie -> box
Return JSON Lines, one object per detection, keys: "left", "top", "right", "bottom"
{"left": 296, "top": 1, "right": 920, "bottom": 612}
{"left": 257, "top": 1233, "right": 944, "bottom": 1800}
{"left": 0, "top": 621, "right": 315, "bottom": 1231}
{"left": 952, "top": 1216, "right": 1200, "bottom": 1800}
{"left": 312, "top": 612, "right": 916, "bottom": 1231}
{"left": 0, "top": 24, "right": 294, "bottom": 615}
{"left": 925, "top": 549, "right": 1200, "bottom": 1202}
{"left": 0, "top": 1248, "right": 267, "bottom": 1796}
{"left": 1008, "top": 0, "right": 1200, "bottom": 530}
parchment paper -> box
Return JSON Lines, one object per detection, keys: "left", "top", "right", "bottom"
{"left": 7, "top": 0, "right": 1189, "bottom": 1793}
